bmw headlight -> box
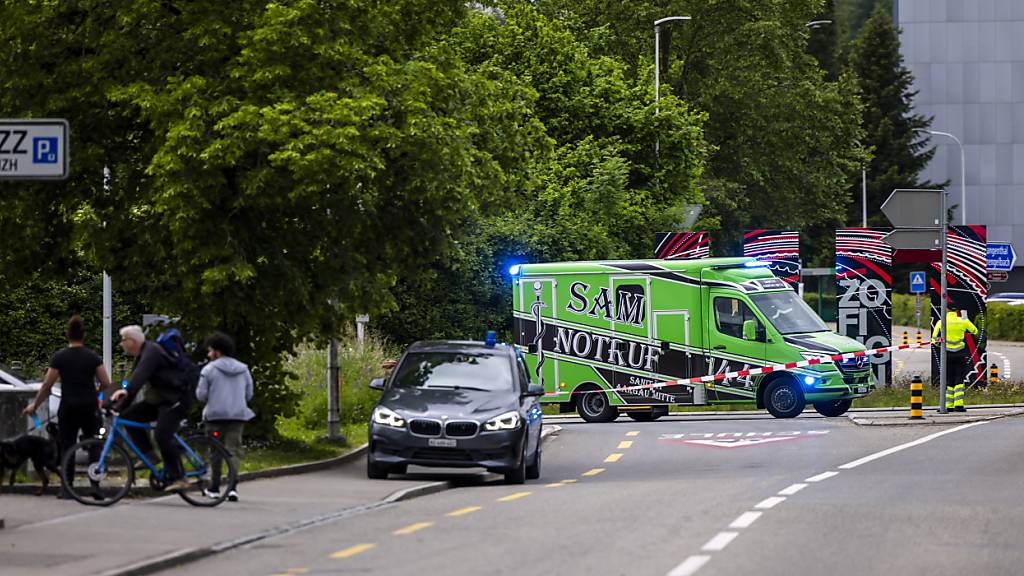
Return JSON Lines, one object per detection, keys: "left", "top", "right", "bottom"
{"left": 799, "top": 352, "right": 835, "bottom": 366}
{"left": 372, "top": 406, "right": 406, "bottom": 429}
{"left": 483, "top": 411, "right": 521, "bottom": 431}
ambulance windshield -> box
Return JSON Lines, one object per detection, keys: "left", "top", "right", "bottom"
{"left": 749, "top": 291, "right": 829, "bottom": 335}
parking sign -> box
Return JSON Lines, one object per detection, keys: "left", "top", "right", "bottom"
{"left": 0, "top": 119, "right": 69, "bottom": 180}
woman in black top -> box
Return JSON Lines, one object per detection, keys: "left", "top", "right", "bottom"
{"left": 24, "top": 315, "right": 113, "bottom": 497}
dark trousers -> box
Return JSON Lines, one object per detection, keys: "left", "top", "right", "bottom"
{"left": 945, "top": 349, "right": 970, "bottom": 388}
{"left": 58, "top": 405, "right": 101, "bottom": 491}
{"left": 120, "top": 400, "right": 187, "bottom": 482}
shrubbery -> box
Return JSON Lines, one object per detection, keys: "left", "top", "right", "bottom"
{"left": 281, "top": 331, "right": 399, "bottom": 436}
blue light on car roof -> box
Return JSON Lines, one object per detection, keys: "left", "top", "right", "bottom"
{"left": 744, "top": 260, "right": 770, "bottom": 268}
{"left": 485, "top": 330, "right": 497, "bottom": 347}
{"left": 508, "top": 264, "right": 522, "bottom": 276}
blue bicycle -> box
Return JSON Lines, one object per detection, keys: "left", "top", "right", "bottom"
{"left": 60, "top": 407, "right": 237, "bottom": 507}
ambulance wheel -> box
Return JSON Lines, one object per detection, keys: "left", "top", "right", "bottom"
{"left": 813, "top": 399, "right": 852, "bottom": 417}
{"left": 576, "top": 386, "right": 619, "bottom": 423}
{"left": 765, "top": 379, "right": 805, "bottom": 419}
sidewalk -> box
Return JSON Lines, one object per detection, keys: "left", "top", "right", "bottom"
{"left": 0, "top": 426, "right": 559, "bottom": 576}
{"left": 846, "top": 405, "right": 1024, "bottom": 426}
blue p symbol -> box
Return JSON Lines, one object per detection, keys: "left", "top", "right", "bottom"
{"left": 33, "top": 137, "right": 58, "bottom": 163}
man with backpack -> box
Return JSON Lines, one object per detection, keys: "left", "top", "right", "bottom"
{"left": 195, "top": 332, "right": 254, "bottom": 501}
{"left": 110, "top": 325, "right": 192, "bottom": 492}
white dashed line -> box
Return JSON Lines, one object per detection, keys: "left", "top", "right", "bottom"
{"left": 701, "top": 532, "right": 738, "bottom": 552}
{"left": 805, "top": 471, "right": 839, "bottom": 482}
{"left": 667, "top": 555, "right": 711, "bottom": 576}
{"left": 754, "top": 496, "right": 786, "bottom": 509}
{"left": 728, "top": 511, "right": 763, "bottom": 529}
{"left": 778, "top": 483, "right": 807, "bottom": 496}
{"left": 839, "top": 421, "right": 989, "bottom": 470}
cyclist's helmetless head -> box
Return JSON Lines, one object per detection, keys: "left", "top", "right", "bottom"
{"left": 119, "top": 324, "right": 145, "bottom": 356}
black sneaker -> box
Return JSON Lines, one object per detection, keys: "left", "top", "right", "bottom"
{"left": 954, "top": 406, "right": 967, "bottom": 412}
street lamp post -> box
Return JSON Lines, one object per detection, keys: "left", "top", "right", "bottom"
{"left": 654, "top": 16, "right": 691, "bottom": 158}
{"left": 654, "top": 16, "right": 691, "bottom": 116}
{"left": 917, "top": 129, "right": 966, "bottom": 225}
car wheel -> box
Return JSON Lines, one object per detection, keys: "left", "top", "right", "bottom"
{"left": 813, "top": 399, "right": 852, "bottom": 417}
{"left": 576, "top": 386, "right": 619, "bottom": 423}
{"left": 526, "top": 445, "right": 541, "bottom": 480}
{"left": 504, "top": 442, "right": 527, "bottom": 485}
{"left": 367, "top": 455, "right": 389, "bottom": 480}
{"left": 765, "top": 378, "right": 805, "bottom": 419}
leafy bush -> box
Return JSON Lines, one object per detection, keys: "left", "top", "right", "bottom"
{"left": 281, "top": 331, "right": 399, "bottom": 436}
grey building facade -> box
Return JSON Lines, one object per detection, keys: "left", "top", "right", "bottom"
{"left": 897, "top": 0, "right": 1024, "bottom": 290}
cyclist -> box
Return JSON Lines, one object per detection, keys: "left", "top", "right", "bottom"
{"left": 109, "top": 325, "right": 191, "bottom": 492}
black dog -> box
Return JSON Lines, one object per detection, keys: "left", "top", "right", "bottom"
{"left": 0, "top": 423, "right": 61, "bottom": 495}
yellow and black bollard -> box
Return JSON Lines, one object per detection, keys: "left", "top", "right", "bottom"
{"left": 990, "top": 363, "right": 1000, "bottom": 384}
{"left": 915, "top": 331, "right": 923, "bottom": 345}
{"left": 909, "top": 375, "right": 924, "bottom": 420}
{"left": 902, "top": 331, "right": 909, "bottom": 346}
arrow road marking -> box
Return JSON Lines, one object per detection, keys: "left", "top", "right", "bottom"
{"left": 682, "top": 437, "right": 799, "bottom": 449}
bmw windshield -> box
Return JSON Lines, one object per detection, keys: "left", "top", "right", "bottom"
{"left": 750, "top": 291, "right": 829, "bottom": 335}
{"left": 391, "top": 351, "right": 513, "bottom": 392}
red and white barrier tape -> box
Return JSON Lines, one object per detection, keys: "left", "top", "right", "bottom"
{"left": 546, "top": 338, "right": 942, "bottom": 397}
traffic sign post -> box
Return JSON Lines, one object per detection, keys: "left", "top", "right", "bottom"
{"left": 881, "top": 189, "right": 951, "bottom": 413}
{"left": 0, "top": 119, "right": 69, "bottom": 180}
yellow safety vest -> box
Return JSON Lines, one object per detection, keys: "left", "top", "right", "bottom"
{"left": 932, "top": 311, "right": 979, "bottom": 352}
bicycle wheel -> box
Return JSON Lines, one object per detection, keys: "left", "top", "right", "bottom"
{"left": 176, "top": 433, "right": 237, "bottom": 507}
{"left": 60, "top": 438, "right": 134, "bottom": 506}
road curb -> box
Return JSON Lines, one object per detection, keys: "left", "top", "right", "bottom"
{"left": 847, "top": 408, "right": 1024, "bottom": 426}
{"left": 98, "top": 424, "right": 561, "bottom": 576}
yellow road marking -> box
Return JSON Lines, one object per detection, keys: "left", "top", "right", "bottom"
{"left": 446, "top": 506, "right": 482, "bottom": 517}
{"left": 605, "top": 453, "right": 623, "bottom": 463}
{"left": 626, "top": 431, "right": 640, "bottom": 437}
{"left": 582, "top": 468, "right": 605, "bottom": 476}
{"left": 546, "top": 482, "right": 566, "bottom": 488}
{"left": 617, "top": 440, "right": 633, "bottom": 449}
{"left": 561, "top": 479, "right": 578, "bottom": 483}
{"left": 330, "top": 544, "right": 376, "bottom": 559}
{"left": 286, "top": 570, "right": 309, "bottom": 575}
{"left": 498, "top": 491, "right": 532, "bottom": 502}
{"left": 393, "top": 522, "right": 434, "bottom": 535}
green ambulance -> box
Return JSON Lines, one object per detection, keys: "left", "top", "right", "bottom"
{"left": 510, "top": 258, "right": 874, "bottom": 422}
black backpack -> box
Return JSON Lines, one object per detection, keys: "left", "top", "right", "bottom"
{"left": 156, "top": 329, "right": 201, "bottom": 398}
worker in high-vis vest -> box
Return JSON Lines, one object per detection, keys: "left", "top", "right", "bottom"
{"left": 932, "top": 302, "right": 979, "bottom": 412}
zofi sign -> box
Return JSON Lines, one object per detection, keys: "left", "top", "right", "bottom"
{"left": 987, "top": 243, "right": 1017, "bottom": 271}
{"left": 0, "top": 119, "right": 70, "bottom": 180}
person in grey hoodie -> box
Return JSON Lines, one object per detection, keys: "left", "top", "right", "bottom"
{"left": 196, "top": 332, "right": 255, "bottom": 501}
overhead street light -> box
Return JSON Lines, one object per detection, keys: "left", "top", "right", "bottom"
{"left": 916, "top": 128, "right": 966, "bottom": 225}
{"left": 805, "top": 19, "right": 833, "bottom": 28}
{"left": 654, "top": 16, "right": 691, "bottom": 157}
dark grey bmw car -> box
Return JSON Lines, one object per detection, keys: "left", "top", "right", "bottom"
{"left": 367, "top": 338, "right": 544, "bottom": 484}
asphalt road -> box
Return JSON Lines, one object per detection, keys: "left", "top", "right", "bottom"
{"left": 158, "top": 413, "right": 1024, "bottom": 576}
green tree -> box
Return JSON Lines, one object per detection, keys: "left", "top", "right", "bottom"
{"left": 806, "top": 0, "right": 846, "bottom": 81}
{"left": 0, "top": 0, "right": 543, "bottom": 437}
{"left": 378, "top": 3, "right": 707, "bottom": 344}
{"left": 847, "top": 5, "right": 938, "bottom": 227}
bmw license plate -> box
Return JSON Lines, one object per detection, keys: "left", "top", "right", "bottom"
{"left": 856, "top": 387, "right": 868, "bottom": 394}
{"left": 429, "top": 438, "right": 457, "bottom": 448}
